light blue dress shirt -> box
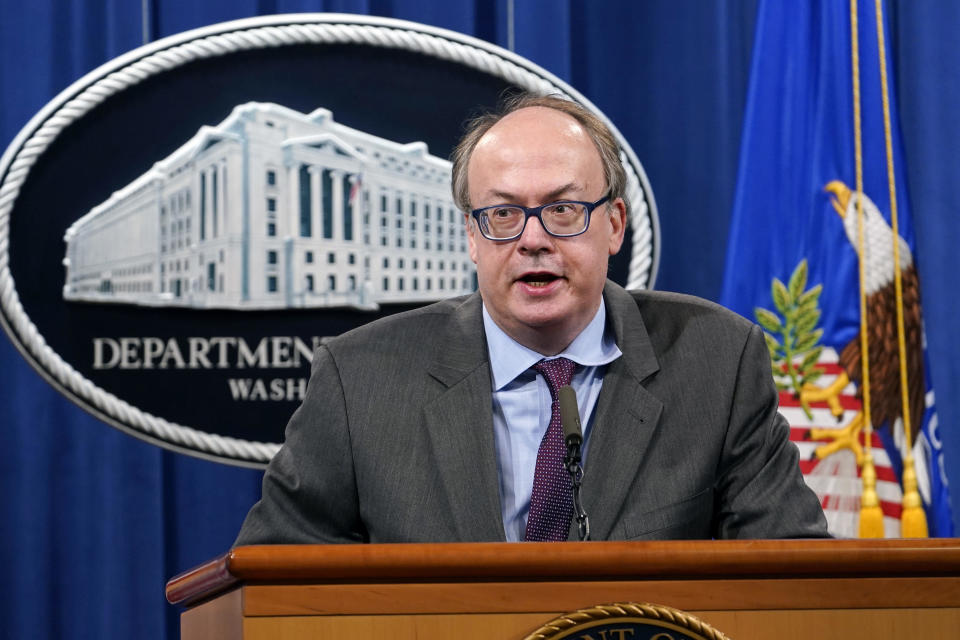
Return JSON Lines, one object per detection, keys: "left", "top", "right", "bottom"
{"left": 482, "top": 303, "right": 622, "bottom": 542}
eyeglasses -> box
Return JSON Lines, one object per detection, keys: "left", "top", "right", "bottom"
{"left": 470, "top": 194, "right": 610, "bottom": 241}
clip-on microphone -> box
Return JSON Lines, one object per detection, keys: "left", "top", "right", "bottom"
{"left": 558, "top": 385, "right": 590, "bottom": 541}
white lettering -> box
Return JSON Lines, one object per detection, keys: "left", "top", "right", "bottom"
{"left": 228, "top": 378, "right": 308, "bottom": 401}
{"left": 928, "top": 412, "right": 942, "bottom": 448}
{"left": 92, "top": 336, "right": 326, "bottom": 370}
{"left": 249, "top": 379, "right": 268, "bottom": 400}
{"left": 237, "top": 338, "right": 268, "bottom": 368}
{"left": 294, "top": 337, "right": 314, "bottom": 365}
{"left": 227, "top": 378, "right": 253, "bottom": 400}
{"left": 210, "top": 337, "right": 236, "bottom": 369}
{"left": 93, "top": 338, "right": 120, "bottom": 369}
{"left": 159, "top": 338, "right": 186, "bottom": 368}
{"left": 188, "top": 337, "right": 213, "bottom": 368}
{"left": 142, "top": 337, "right": 165, "bottom": 369}
{"left": 271, "top": 336, "right": 293, "bottom": 368}
{"left": 287, "top": 377, "right": 307, "bottom": 401}
{"left": 119, "top": 337, "right": 140, "bottom": 369}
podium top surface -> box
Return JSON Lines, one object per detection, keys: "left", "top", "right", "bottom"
{"left": 166, "top": 538, "right": 960, "bottom": 606}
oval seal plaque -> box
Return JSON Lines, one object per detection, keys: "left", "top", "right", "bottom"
{"left": 524, "top": 603, "right": 731, "bottom": 640}
{"left": 0, "top": 14, "right": 659, "bottom": 466}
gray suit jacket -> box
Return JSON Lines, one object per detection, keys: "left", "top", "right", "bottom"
{"left": 235, "top": 282, "right": 828, "bottom": 544}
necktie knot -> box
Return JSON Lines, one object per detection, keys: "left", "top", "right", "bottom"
{"left": 532, "top": 357, "right": 576, "bottom": 398}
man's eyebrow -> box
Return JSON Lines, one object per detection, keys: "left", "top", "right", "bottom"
{"left": 486, "top": 183, "right": 582, "bottom": 204}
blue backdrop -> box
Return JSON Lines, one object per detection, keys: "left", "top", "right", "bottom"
{"left": 1, "top": 2, "right": 957, "bottom": 638}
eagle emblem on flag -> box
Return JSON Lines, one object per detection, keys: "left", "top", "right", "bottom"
{"left": 755, "top": 180, "right": 931, "bottom": 538}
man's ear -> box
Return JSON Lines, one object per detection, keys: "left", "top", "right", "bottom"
{"left": 465, "top": 213, "right": 479, "bottom": 264}
{"left": 607, "top": 198, "right": 627, "bottom": 256}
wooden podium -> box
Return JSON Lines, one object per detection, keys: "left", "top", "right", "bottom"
{"left": 167, "top": 539, "right": 960, "bottom": 639}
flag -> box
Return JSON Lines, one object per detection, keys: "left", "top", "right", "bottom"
{"left": 349, "top": 172, "right": 363, "bottom": 208}
{"left": 720, "top": 0, "right": 952, "bottom": 537}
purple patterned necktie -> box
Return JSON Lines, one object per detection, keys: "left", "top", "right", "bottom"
{"left": 525, "top": 357, "right": 577, "bottom": 542}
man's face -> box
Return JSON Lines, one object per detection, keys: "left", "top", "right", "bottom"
{"left": 466, "top": 106, "right": 626, "bottom": 354}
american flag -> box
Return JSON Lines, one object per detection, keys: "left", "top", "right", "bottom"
{"left": 348, "top": 173, "right": 363, "bottom": 208}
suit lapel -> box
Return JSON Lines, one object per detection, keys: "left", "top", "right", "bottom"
{"left": 583, "top": 283, "right": 664, "bottom": 540}
{"left": 423, "top": 294, "right": 506, "bottom": 541}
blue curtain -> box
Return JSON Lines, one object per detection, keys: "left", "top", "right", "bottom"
{"left": 1, "top": 1, "right": 957, "bottom": 638}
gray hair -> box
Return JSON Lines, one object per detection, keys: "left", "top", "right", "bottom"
{"left": 450, "top": 92, "right": 628, "bottom": 215}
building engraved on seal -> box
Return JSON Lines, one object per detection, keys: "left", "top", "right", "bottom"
{"left": 63, "top": 102, "right": 475, "bottom": 311}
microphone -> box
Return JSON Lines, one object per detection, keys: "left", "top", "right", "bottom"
{"left": 557, "top": 385, "right": 590, "bottom": 541}
{"left": 558, "top": 386, "right": 582, "bottom": 449}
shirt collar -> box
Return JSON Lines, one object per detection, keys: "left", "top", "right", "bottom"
{"left": 482, "top": 299, "right": 622, "bottom": 391}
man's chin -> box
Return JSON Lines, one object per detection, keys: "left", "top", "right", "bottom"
{"left": 510, "top": 306, "right": 574, "bottom": 333}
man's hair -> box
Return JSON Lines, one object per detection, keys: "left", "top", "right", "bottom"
{"left": 450, "top": 92, "right": 629, "bottom": 215}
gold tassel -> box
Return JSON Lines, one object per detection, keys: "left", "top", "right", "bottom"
{"left": 900, "top": 455, "right": 929, "bottom": 537}
{"left": 858, "top": 451, "right": 885, "bottom": 538}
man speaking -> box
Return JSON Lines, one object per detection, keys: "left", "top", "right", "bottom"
{"left": 235, "top": 93, "right": 828, "bottom": 544}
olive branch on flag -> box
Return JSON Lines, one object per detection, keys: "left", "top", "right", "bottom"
{"left": 754, "top": 260, "right": 824, "bottom": 419}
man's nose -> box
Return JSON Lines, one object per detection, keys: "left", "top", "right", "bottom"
{"left": 516, "top": 215, "right": 553, "bottom": 252}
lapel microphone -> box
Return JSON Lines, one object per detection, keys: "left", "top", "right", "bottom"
{"left": 558, "top": 385, "right": 590, "bottom": 541}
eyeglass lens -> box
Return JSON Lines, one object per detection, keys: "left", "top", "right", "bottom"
{"left": 483, "top": 202, "right": 587, "bottom": 238}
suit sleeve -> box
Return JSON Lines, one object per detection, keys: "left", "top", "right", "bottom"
{"left": 234, "top": 344, "right": 366, "bottom": 545}
{"left": 713, "top": 324, "right": 830, "bottom": 539}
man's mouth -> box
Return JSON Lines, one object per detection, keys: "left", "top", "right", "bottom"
{"left": 517, "top": 273, "right": 561, "bottom": 288}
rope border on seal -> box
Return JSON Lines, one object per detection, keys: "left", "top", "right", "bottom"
{"left": 0, "top": 15, "right": 659, "bottom": 466}
{"left": 522, "top": 602, "right": 732, "bottom": 640}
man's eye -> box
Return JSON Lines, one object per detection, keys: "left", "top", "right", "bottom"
{"left": 491, "top": 208, "right": 516, "bottom": 219}
{"left": 549, "top": 203, "right": 577, "bottom": 215}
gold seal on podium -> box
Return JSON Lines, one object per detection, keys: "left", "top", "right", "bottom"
{"left": 524, "top": 602, "right": 732, "bottom": 640}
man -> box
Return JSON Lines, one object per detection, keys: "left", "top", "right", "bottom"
{"left": 235, "top": 94, "right": 828, "bottom": 544}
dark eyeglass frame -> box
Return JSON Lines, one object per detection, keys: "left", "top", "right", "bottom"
{"left": 470, "top": 194, "right": 611, "bottom": 241}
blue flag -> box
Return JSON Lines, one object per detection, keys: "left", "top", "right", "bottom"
{"left": 720, "top": 0, "right": 952, "bottom": 537}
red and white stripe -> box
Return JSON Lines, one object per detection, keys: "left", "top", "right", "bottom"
{"left": 780, "top": 348, "right": 903, "bottom": 538}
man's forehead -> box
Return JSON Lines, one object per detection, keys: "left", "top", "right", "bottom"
{"left": 469, "top": 107, "right": 599, "bottom": 176}
{"left": 466, "top": 106, "right": 604, "bottom": 204}
{"left": 476, "top": 106, "right": 586, "bottom": 148}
